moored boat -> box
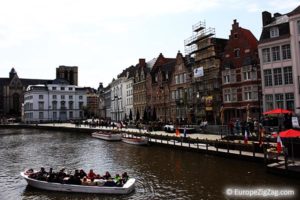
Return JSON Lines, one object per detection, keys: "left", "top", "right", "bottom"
{"left": 92, "top": 131, "right": 122, "bottom": 141}
{"left": 20, "top": 171, "right": 135, "bottom": 194}
{"left": 122, "top": 136, "right": 149, "bottom": 146}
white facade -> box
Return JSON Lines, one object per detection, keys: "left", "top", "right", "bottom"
{"left": 110, "top": 78, "right": 126, "bottom": 121}
{"left": 24, "top": 83, "right": 87, "bottom": 123}
{"left": 258, "top": 11, "right": 300, "bottom": 114}
{"left": 124, "top": 77, "right": 134, "bottom": 120}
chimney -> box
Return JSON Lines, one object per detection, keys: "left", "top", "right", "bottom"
{"left": 232, "top": 19, "right": 239, "bottom": 29}
{"left": 139, "top": 58, "right": 146, "bottom": 67}
{"left": 274, "top": 13, "right": 282, "bottom": 18}
{"left": 262, "top": 11, "right": 272, "bottom": 26}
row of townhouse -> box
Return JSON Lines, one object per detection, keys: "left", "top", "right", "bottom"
{"left": 96, "top": 6, "right": 300, "bottom": 125}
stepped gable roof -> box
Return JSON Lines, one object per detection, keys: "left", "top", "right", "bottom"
{"left": 240, "top": 27, "right": 258, "bottom": 50}
{"left": 151, "top": 53, "right": 176, "bottom": 75}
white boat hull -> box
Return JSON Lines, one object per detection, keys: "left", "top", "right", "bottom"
{"left": 21, "top": 172, "right": 135, "bottom": 194}
{"left": 92, "top": 132, "right": 122, "bottom": 141}
{"left": 122, "top": 137, "right": 149, "bottom": 146}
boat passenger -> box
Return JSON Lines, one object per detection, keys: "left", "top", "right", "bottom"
{"left": 79, "top": 169, "right": 87, "bottom": 179}
{"left": 57, "top": 168, "right": 67, "bottom": 183}
{"left": 25, "top": 169, "right": 34, "bottom": 175}
{"left": 74, "top": 169, "right": 80, "bottom": 178}
{"left": 36, "top": 167, "right": 48, "bottom": 181}
{"left": 121, "top": 172, "right": 129, "bottom": 184}
{"left": 114, "top": 174, "right": 122, "bottom": 186}
{"left": 102, "top": 171, "right": 111, "bottom": 180}
{"left": 87, "top": 169, "right": 96, "bottom": 179}
{"left": 81, "top": 177, "right": 89, "bottom": 185}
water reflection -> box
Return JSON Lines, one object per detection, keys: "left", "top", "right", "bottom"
{"left": 0, "top": 128, "right": 299, "bottom": 200}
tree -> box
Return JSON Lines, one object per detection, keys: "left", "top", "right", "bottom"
{"left": 152, "top": 107, "right": 157, "bottom": 121}
{"left": 143, "top": 108, "right": 148, "bottom": 122}
{"left": 136, "top": 109, "right": 140, "bottom": 122}
{"left": 129, "top": 109, "right": 133, "bottom": 121}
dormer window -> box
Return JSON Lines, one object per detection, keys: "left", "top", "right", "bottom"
{"left": 270, "top": 27, "right": 279, "bottom": 38}
{"left": 234, "top": 48, "right": 240, "bottom": 58}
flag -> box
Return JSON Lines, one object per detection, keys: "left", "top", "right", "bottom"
{"left": 277, "top": 135, "right": 283, "bottom": 153}
{"left": 176, "top": 128, "right": 180, "bottom": 137}
{"left": 244, "top": 131, "right": 248, "bottom": 144}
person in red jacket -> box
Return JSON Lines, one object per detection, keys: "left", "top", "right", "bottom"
{"left": 87, "top": 169, "right": 96, "bottom": 179}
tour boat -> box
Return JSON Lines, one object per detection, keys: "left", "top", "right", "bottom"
{"left": 122, "top": 136, "right": 149, "bottom": 146}
{"left": 91, "top": 131, "right": 122, "bottom": 141}
{"left": 20, "top": 171, "right": 135, "bottom": 194}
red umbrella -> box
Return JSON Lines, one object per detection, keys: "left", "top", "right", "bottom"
{"left": 279, "top": 129, "right": 300, "bottom": 138}
{"left": 263, "top": 108, "right": 292, "bottom": 115}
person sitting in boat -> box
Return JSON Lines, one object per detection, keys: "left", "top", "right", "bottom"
{"left": 74, "top": 169, "right": 80, "bottom": 177}
{"left": 121, "top": 172, "right": 129, "bottom": 184}
{"left": 102, "top": 171, "right": 111, "bottom": 180}
{"left": 66, "top": 175, "right": 81, "bottom": 185}
{"left": 87, "top": 169, "right": 96, "bottom": 179}
{"left": 79, "top": 169, "right": 87, "bottom": 179}
{"left": 114, "top": 174, "right": 122, "bottom": 187}
{"left": 46, "top": 168, "right": 56, "bottom": 182}
{"left": 81, "top": 177, "right": 89, "bottom": 186}
{"left": 95, "top": 174, "right": 102, "bottom": 179}
{"left": 25, "top": 168, "right": 34, "bottom": 175}
{"left": 57, "top": 168, "right": 67, "bottom": 183}
{"left": 36, "top": 167, "right": 48, "bottom": 181}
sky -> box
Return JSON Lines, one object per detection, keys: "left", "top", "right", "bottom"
{"left": 0, "top": 0, "right": 299, "bottom": 89}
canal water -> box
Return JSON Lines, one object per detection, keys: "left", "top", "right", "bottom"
{"left": 0, "top": 128, "right": 299, "bottom": 200}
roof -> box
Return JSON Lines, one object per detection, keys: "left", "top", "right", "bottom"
{"left": 287, "top": 5, "right": 300, "bottom": 16}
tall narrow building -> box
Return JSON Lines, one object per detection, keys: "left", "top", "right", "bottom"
{"left": 185, "top": 21, "right": 227, "bottom": 124}
{"left": 221, "top": 20, "right": 261, "bottom": 123}
{"left": 258, "top": 6, "right": 300, "bottom": 114}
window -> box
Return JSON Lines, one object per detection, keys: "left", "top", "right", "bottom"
{"left": 270, "top": 27, "right": 279, "bottom": 38}
{"left": 273, "top": 68, "right": 283, "bottom": 85}
{"left": 262, "top": 48, "right": 271, "bottom": 63}
{"left": 52, "top": 87, "right": 56, "bottom": 90}
{"left": 79, "top": 95, "right": 83, "bottom": 100}
{"left": 39, "top": 95, "right": 43, "bottom": 99}
{"left": 53, "top": 95, "right": 57, "bottom": 99}
{"left": 61, "top": 101, "right": 66, "bottom": 109}
{"left": 224, "top": 89, "right": 231, "bottom": 102}
{"left": 234, "top": 49, "right": 240, "bottom": 57}
{"left": 286, "top": 93, "right": 294, "bottom": 111}
{"left": 69, "top": 95, "right": 73, "bottom": 99}
{"left": 69, "top": 101, "right": 73, "bottom": 109}
{"left": 275, "top": 94, "right": 284, "bottom": 108}
{"left": 175, "top": 75, "right": 179, "bottom": 84}
{"left": 244, "top": 86, "right": 252, "bottom": 100}
{"left": 79, "top": 102, "right": 83, "bottom": 109}
{"left": 282, "top": 44, "right": 291, "bottom": 60}
{"left": 283, "top": 66, "right": 293, "bottom": 84}
{"left": 39, "top": 112, "right": 44, "bottom": 120}
{"left": 69, "top": 87, "right": 73, "bottom": 91}
{"left": 231, "top": 88, "right": 237, "bottom": 102}
{"left": 52, "top": 101, "right": 57, "bottom": 109}
{"left": 61, "top": 95, "right": 65, "bottom": 100}
{"left": 272, "top": 46, "right": 280, "bottom": 61}
{"left": 69, "top": 111, "right": 73, "bottom": 119}
{"left": 242, "top": 66, "right": 251, "bottom": 81}
{"left": 53, "top": 112, "right": 57, "bottom": 120}
{"left": 61, "top": 87, "right": 65, "bottom": 90}
{"left": 223, "top": 74, "right": 230, "bottom": 83}
{"left": 297, "top": 20, "right": 300, "bottom": 34}
{"left": 264, "top": 69, "right": 272, "bottom": 86}
{"left": 265, "top": 94, "right": 273, "bottom": 111}
{"left": 38, "top": 101, "right": 44, "bottom": 110}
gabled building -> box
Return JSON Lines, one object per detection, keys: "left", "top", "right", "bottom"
{"left": 185, "top": 21, "right": 227, "bottom": 124}
{"left": 258, "top": 5, "right": 300, "bottom": 114}
{"left": 147, "top": 53, "right": 176, "bottom": 123}
{"left": 221, "top": 19, "right": 261, "bottom": 123}
{"left": 133, "top": 58, "right": 149, "bottom": 121}
{"left": 169, "top": 51, "right": 193, "bottom": 124}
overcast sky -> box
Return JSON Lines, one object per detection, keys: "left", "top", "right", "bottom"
{"left": 0, "top": 0, "right": 299, "bottom": 88}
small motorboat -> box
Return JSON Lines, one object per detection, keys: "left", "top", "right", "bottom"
{"left": 20, "top": 171, "right": 135, "bottom": 194}
{"left": 122, "top": 136, "right": 149, "bottom": 146}
{"left": 92, "top": 131, "right": 122, "bottom": 141}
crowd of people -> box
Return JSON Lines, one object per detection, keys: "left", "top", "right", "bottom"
{"left": 25, "top": 168, "right": 129, "bottom": 187}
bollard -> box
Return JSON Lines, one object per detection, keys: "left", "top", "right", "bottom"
{"left": 252, "top": 142, "right": 256, "bottom": 157}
